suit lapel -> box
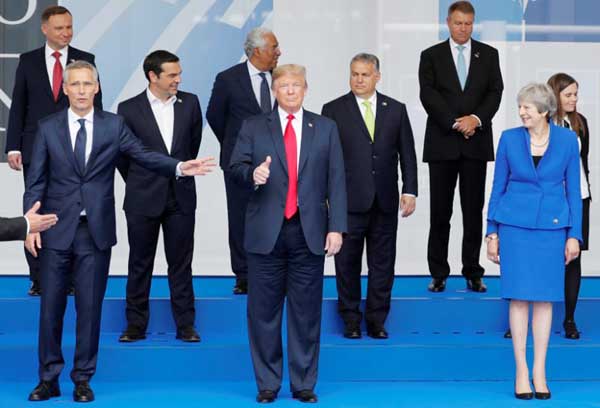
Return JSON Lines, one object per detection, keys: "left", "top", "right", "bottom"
{"left": 464, "top": 41, "right": 480, "bottom": 91}
{"left": 344, "top": 92, "right": 372, "bottom": 143}
{"left": 298, "top": 113, "right": 314, "bottom": 177}
{"left": 267, "top": 111, "right": 288, "bottom": 175}
{"left": 441, "top": 40, "right": 463, "bottom": 92}
{"left": 171, "top": 94, "right": 184, "bottom": 154}
{"left": 137, "top": 92, "right": 169, "bottom": 154}
{"left": 85, "top": 110, "right": 105, "bottom": 175}
{"left": 56, "top": 110, "right": 82, "bottom": 177}
{"left": 239, "top": 63, "right": 262, "bottom": 113}
{"left": 373, "top": 92, "right": 388, "bottom": 142}
{"left": 37, "top": 47, "right": 56, "bottom": 102}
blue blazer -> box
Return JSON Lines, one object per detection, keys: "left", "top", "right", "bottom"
{"left": 229, "top": 109, "right": 348, "bottom": 255}
{"left": 24, "top": 109, "right": 179, "bottom": 251}
{"left": 487, "top": 123, "right": 582, "bottom": 241}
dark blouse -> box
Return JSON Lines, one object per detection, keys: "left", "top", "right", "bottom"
{"left": 532, "top": 155, "right": 542, "bottom": 168}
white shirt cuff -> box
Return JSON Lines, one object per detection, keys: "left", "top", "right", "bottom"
{"left": 175, "top": 162, "right": 183, "bottom": 177}
{"left": 24, "top": 216, "right": 30, "bottom": 235}
{"left": 8, "top": 151, "right": 21, "bottom": 156}
{"left": 470, "top": 114, "right": 482, "bottom": 127}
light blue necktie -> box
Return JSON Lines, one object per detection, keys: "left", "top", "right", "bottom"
{"left": 456, "top": 44, "right": 466, "bottom": 90}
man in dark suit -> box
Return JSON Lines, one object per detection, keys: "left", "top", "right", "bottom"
{"left": 419, "top": 1, "right": 503, "bottom": 293}
{"left": 230, "top": 64, "right": 347, "bottom": 403}
{"left": 23, "top": 61, "right": 213, "bottom": 403}
{"left": 116, "top": 50, "right": 202, "bottom": 343}
{"left": 6, "top": 5, "right": 102, "bottom": 296}
{"left": 207, "top": 27, "right": 281, "bottom": 294}
{"left": 0, "top": 202, "right": 57, "bottom": 241}
{"left": 322, "top": 53, "right": 418, "bottom": 339}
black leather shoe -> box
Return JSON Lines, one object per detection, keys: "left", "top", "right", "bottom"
{"left": 118, "top": 325, "right": 146, "bottom": 342}
{"left": 28, "top": 380, "right": 60, "bottom": 401}
{"left": 256, "top": 390, "right": 277, "bottom": 403}
{"left": 428, "top": 278, "right": 446, "bottom": 293}
{"left": 367, "top": 324, "right": 388, "bottom": 339}
{"left": 67, "top": 286, "right": 75, "bottom": 296}
{"left": 233, "top": 278, "right": 248, "bottom": 295}
{"left": 504, "top": 329, "right": 512, "bottom": 339}
{"left": 176, "top": 326, "right": 201, "bottom": 342}
{"left": 564, "top": 319, "right": 580, "bottom": 340}
{"left": 292, "top": 390, "right": 318, "bottom": 403}
{"left": 73, "top": 381, "right": 94, "bottom": 402}
{"left": 466, "top": 277, "right": 487, "bottom": 293}
{"left": 343, "top": 322, "right": 361, "bottom": 339}
{"left": 28, "top": 280, "right": 41, "bottom": 296}
{"left": 533, "top": 381, "right": 551, "bottom": 400}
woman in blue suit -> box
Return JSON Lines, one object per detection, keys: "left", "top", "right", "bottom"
{"left": 486, "top": 83, "right": 582, "bottom": 400}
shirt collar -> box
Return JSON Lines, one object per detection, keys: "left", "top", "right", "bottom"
{"left": 355, "top": 92, "right": 377, "bottom": 107}
{"left": 146, "top": 87, "right": 177, "bottom": 106}
{"left": 68, "top": 107, "right": 94, "bottom": 124}
{"left": 247, "top": 60, "right": 268, "bottom": 77}
{"left": 278, "top": 106, "right": 303, "bottom": 123}
{"left": 449, "top": 37, "right": 471, "bottom": 51}
{"left": 45, "top": 43, "right": 68, "bottom": 59}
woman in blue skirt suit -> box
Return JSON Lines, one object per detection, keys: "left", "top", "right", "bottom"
{"left": 486, "top": 83, "right": 582, "bottom": 400}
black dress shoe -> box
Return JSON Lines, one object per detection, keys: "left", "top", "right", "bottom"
{"left": 564, "top": 319, "right": 580, "bottom": 340}
{"left": 466, "top": 277, "right": 487, "bottom": 293}
{"left": 292, "top": 389, "right": 318, "bottom": 403}
{"left": 533, "top": 381, "right": 551, "bottom": 400}
{"left": 428, "top": 278, "right": 446, "bottom": 293}
{"left": 233, "top": 278, "right": 248, "bottom": 295}
{"left": 73, "top": 381, "right": 94, "bottom": 402}
{"left": 28, "top": 281, "right": 41, "bottom": 296}
{"left": 256, "top": 390, "right": 277, "bottom": 403}
{"left": 176, "top": 326, "right": 201, "bottom": 342}
{"left": 367, "top": 325, "right": 388, "bottom": 339}
{"left": 28, "top": 380, "right": 60, "bottom": 401}
{"left": 504, "top": 329, "right": 512, "bottom": 339}
{"left": 343, "top": 322, "right": 361, "bottom": 339}
{"left": 118, "top": 325, "right": 146, "bottom": 342}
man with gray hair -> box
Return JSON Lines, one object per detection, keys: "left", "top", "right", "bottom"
{"left": 322, "top": 53, "right": 418, "bottom": 340}
{"left": 207, "top": 27, "right": 281, "bottom": 294}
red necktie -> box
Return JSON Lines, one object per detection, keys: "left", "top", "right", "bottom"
{"left": 52, "top": 51, "right": 63, "bottom": 102}
{"left": 284, "top": 114, "right": 298, "bottom": 219}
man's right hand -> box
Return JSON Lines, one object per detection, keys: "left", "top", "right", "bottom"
{"left": 253, "top": 156, "right": 271, "bottom": 185}
{"left": 25, "top": 232, "right": 42, "bottom": 258}
{"left": 7, "top": 152, "right": 22, "bottom": 171}
{"left": 25, "top": 201, "right": 58, "bottom": 234}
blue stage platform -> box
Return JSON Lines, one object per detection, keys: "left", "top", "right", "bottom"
{"left": 0, "top": 276, "right": 599, "bottom": 407}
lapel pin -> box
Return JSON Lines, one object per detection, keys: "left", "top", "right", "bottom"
{"left": 308, "top": 122, "right": 313, "bottom": 127}
{"left": 177, "top": 98, "right": 183, "bottom": 103}
{"left": 474, "top": 52, "right": 480, "bottom": 59}
{"left": 382, "top": 101, "right": 387, "bottom": 106}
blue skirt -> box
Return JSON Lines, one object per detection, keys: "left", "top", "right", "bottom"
{"left": 498, "top": 224, "right": 566, "bottom": 302}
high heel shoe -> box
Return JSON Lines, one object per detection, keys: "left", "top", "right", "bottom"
{"left": 564, "top": 319, "right": 580, "bottom": 340}
{"left": 514, "top": 381, "right": 533, "bottom": 400}
{"left": 532, "top": 380, "right": 551, "bottom": 400}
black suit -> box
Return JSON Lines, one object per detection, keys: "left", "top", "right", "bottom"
{"left": 206, "top": 61, "right": 266, "bottom": 281}
{"left": 419, "top": 39, "right": 503, "bottom": 279}
{"left": 0, "top": 217, "right": 27, "bottom": 241}
{"left": 6, "top": 45, "right": 102, "bottom": 282}
{"left": 117, "top": 90, "right": 202, "bottom": 331}
{"left": 322, "top": 91, "right": 417, "bottom": 326}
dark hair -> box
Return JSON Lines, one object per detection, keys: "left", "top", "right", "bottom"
{"left": 547, "top": 73, "right": 585, "bottom": 137}
{"left": 143, "top": 50, "right": 180, "bottom": 81}
{"left": 41, "top": 6, "right": 71, "bottom": 23}
{"left": 448, "top": 1, "right": 475, "bottom": 16}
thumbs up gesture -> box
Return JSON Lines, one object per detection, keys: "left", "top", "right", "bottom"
{"left": 253, "top": 155, "right": 271, "bottom": 185}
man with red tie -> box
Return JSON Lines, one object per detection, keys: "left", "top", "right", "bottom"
{"left": 230, "top": 64, "right": 347, "bottom": 403}
{"left": 5, "top": 5, "right": 102, "bottom": 296}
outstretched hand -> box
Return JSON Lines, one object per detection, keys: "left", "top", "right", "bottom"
{"left": 180, "top": 157, "right": 216, "bottom": 176}
{"left": 25, "top": 201, "right": 58, "bottom": 234}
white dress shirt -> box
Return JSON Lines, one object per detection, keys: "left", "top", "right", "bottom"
{"left": 146, "top": 88, "right": 176, "bottom": 154}
{"left": 68, "top": 108, "right": 94, "bottom": 215}
{"left": 355, "top": 92, "right": 377, "bottom": 119}
{"left": 247, "top": 60, "right": 274, "bottom": 109}
{"left": 277, "top": 107, "right": 303, "bottom": 171}
{"left": 45, "top": 43, "right": 68, "bottom": 93}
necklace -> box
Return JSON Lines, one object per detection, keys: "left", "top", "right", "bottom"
{"left": 530, "top": 137, "right": 549, "bottom": 148}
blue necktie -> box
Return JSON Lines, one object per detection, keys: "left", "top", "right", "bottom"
{"left": 258, "top": 72, "right": 272, "bottom": 113}
{"left": 456, "top": 45, "right": 467, "bottom": 90}
{"left": 75, "top": 118, "right": 87, "bottom": 174}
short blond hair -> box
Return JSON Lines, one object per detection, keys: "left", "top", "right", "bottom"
{"left": 272, "top": 64, "right": 307, "bottom": 88}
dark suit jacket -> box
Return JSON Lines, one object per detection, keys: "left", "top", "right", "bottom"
{"left": 117, "top": 90, "right": 202, "bottom": 217}
{"left": 419, "top": 39, "right": 503, "bottom": 162}
{"left": 321, "top": 91, "right": 418, "bottom": 213}
{"left": 229, "top": 109, "right": 347, "bottom": 255}
{"left": 6, "top": 46, "right": 103, "bottom": 164}
{"left": 206, "top": 62, "right": 263, "bottom": 169}
{"left": 576, "top": 113, "right": 591, "bottom": 198}
{"left": 24, "top": 109, "right": 178, "bottom": 251}
{"left": 0, "top": 217, "right": 27, "bottom": 241}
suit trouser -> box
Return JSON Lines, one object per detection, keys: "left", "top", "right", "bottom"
{"left": 427, "top": 158, "right": 487, "bottom": 279}
{"left": 334, "top": 198, "right": 398, "bottom": 326}
{"left": 38, "top": 219, "right": 111, "bottom": 383}
{"left": 223, "top": 170, "right": 252, "bottom": 280}
{"left": 247, "top": 215, "right": 325, "bottom": 393}
{"left": 124, "top": 187, "right": 196, "bottom": 330}
{"left": 22, "top": 164, "right": 40, "bottom": 282}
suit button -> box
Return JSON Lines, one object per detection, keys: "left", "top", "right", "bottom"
{"left": 553, "top": 218, "right": 559, "bottom": 224}
{"left": 372, "top": 155, "right": 378, "bottom": 159}
{"left": 372, "top": 170, "right": 376, "bottom": 175}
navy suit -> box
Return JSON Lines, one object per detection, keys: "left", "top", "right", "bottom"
{"left": 117, "top": 90, "right": 202, "bottom": 331}
{"left": 206, "top": 62, "right": 264, "bottom": 281}
{"left": 229, "top": 109, "right": 347, "bottom": 392}
{"left": 24, "top": 109, "right": 178, "bottom": 383}
{"left": 322, "top": 91, "right": 418, "bottom": 327}
{"left": 6, "top": 45, "right": 102, "bottom": 282}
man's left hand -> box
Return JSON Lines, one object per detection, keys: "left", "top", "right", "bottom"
{"left": 454, "top": 115, "right": 479, "bottom": 138}
{"left": 400, "top": 195, "right": 416, "bottom": 218}
{"left": 180, "top": 157, "right": 216, "bottom": 176}
{"left": 324, "top": 232, "right": 343, "bottom": 257}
